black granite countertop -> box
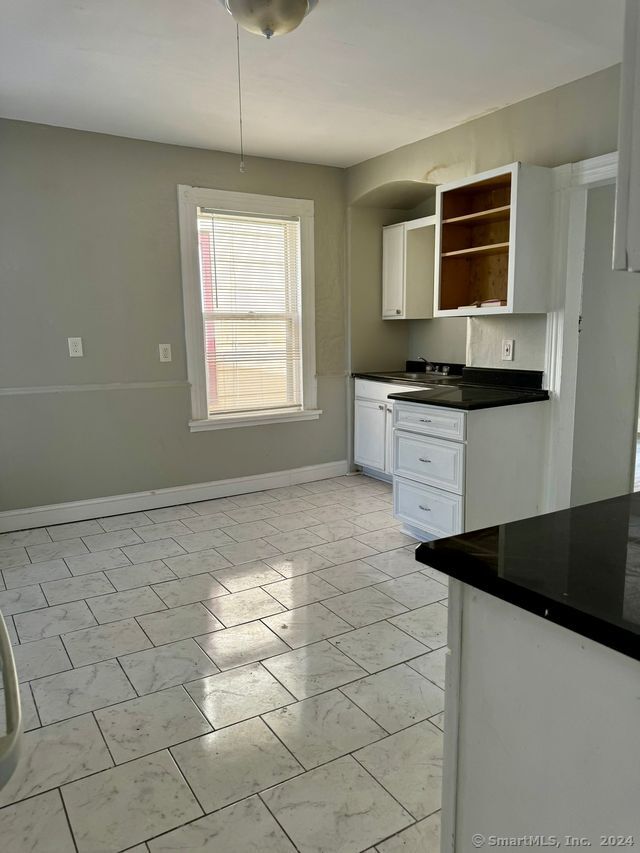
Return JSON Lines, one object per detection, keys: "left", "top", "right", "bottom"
{"left": 416, "top": 492, "right": 640, "bottom": 661}
{"left": 353, "top": 371, "right": 462, "bottom": 386}
{"left": 388, "top": 384, "right": 549, "bottom": 410}
{"left": 356, "top": 367, "right": 549, "bottom": 410}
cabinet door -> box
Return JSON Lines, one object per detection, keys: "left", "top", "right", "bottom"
{"left": 382, "top": 224, "right": 405, "bottom": 318}
{"left": 385, "top": 405, "right": 394, "bottom": 474}
{"left": 354, "top": 399, "right": 386, "bottom": 471}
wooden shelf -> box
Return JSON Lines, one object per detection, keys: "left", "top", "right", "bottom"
{"left": 442, "top": 205, "right": 511, "bottom": 225}
{"left": 442, "top": 242, "right": 509, "bottom": 259}
{"left": 435, "top": 163, "right": 552, "bottom": 316}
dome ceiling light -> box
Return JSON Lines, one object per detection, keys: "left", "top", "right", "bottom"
{"left": 219, "top": 0, "right": 318, "bottom": 40}
{"left": 220, "top": 2, "right": 319, "bottom": 173}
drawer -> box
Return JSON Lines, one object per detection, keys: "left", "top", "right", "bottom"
{"left": 393, "top": 401, "right": 465, "bottom": 441}
{"left": 394, "top": 476, "right": 464, "bottom": 538}
{"left": 394, "top": 432, "right": 465, "bottom": 495}
{"left": 354, "top": 379, "right": 426, "bottom": 403}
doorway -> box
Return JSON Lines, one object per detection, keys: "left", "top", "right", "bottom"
{"left": 570, "top": 182, "right": 640, "bottom": 505}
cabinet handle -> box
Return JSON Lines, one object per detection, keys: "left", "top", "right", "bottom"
{"left": 418, "top": 457, "right": 432, "bottom": 464}
{"left": 395, "top": 309, "right": 401, "bottom": 315}
{"left": 386, "top": 406, "right": 393, "bottom": 413}
{"left": 418, "top": 505, "right": 431, "bottom": 512}
{"left": 419, "top": 418, "right": 432, "bottom": 423}
{"left": 378, "top": 404, "right": 384, "bottom": 410}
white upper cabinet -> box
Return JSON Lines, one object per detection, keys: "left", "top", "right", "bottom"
{"left": 433, "top": 162, "right": 553, "bottom": 317}
{"left": 614, "top": 0, "right": 640, "bottom": 273}
{"left": 382, "top": 223, "right": 405, "bottom": 317}
{"left": 382, "top": 216, "right": 435, "bottom": 320}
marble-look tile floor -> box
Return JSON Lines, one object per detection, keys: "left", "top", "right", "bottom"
{"left": 0, "top": 474, "right": 447, "bottom": 853}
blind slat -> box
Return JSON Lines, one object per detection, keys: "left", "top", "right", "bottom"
{"left": 197, "top": 208, "right": 303, "bottom": 416}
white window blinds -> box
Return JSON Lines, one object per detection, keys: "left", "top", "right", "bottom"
{"left": 196, "top": 208, "right": 304, "bottom": 417}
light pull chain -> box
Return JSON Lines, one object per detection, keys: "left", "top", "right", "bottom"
{"left": 236, "top": 24, "right": 246, "bottom": 173}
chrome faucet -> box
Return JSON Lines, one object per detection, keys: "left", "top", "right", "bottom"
{"left": 418, "top": 356, "right": 436, "bottom": 371}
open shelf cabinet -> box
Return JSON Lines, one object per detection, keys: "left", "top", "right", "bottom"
{"left": 433, "top": 163, "right": 552, "bottom": 317}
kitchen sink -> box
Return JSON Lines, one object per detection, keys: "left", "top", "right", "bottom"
{"left": 374, "top": 371, "right": 454, "bottom": 381}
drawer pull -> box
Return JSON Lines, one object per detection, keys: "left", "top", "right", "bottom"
{"left": 378, "top": 404, "right": 384, "bottom": 410}
{"left": 418, "top": 505, "right": 431, "bottom": 512}
{"left": 418, "top": 457, "right": 432, "bottom": 464}
{"left": 419, "top": 418, "right": 432, "bottom": 423}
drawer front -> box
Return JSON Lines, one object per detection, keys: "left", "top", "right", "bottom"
{"left": 393, "top": 401, "right": 465, "bottom": 441}
{"left": 394, "top": 432, "right": 465, "bottom": 495}
{"left": 354, "top": 380, "right": 427, "bottom": 403}
{"left": 394, "top": 476, "right": 464, "bottom": 538}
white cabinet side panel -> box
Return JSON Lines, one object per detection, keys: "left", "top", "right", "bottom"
{"left": 464, "top": 402, "right": 547, "bottom": 531}
{"left": 454, "top": 585, "right": 640, "bottom": 846}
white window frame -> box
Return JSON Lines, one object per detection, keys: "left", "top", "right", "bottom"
{"left": 177, "top": 185, "right": 320, "bottom": 431}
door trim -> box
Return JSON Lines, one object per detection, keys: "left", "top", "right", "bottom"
{"left": 543, "top": 152, "right": 618, "bottom": 511}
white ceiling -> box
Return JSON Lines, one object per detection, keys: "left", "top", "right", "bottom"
{"left": 0, "top": 0, "right": 624, "bottom": 168}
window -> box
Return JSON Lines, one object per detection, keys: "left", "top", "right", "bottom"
{"left": 178, "top": 187, "right": 319, "bottom": 430}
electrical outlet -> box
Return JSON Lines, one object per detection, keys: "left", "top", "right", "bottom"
{"left": 502, "top": 339, "right": 515, "bottom": 361}
{"left": 68, "top": 337, "right": 83, "bottom": 357}
{"left": 159, "top": 343, "right": 172, "bottom": 363}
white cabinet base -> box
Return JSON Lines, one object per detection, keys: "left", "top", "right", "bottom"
{"left": 443, "top": 581, "right": 640, "bottom": 850}
{"left": 354, "top": 380, "right": 430, "bottom": 479}
{"left": 359, "top": 466, "right": 392, "bottom": 484}
{"left": 392, "top": 400, "right": 547, "bottom": 537}
{"left": 394, "top": 476, "right": 464, "bottom": 539}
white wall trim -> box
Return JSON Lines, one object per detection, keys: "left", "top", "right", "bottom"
{"left": 0, "top": 460, "right": 349, "bottom": 532}
{"left": 189, "top": 408, "right": 322, "bottom": 431}
{"left": 543, "top": 152, "right": 618, "bottom": 512}
{"left": 0, "top": 380, "right": 189, "bottom": 396}
{"left": 176, "top": 184, "right": 318, "bottom": 425}
{"left": 571, "top": 151, "right": 618, "bottom": 187}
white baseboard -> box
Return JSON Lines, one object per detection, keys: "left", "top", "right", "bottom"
{"left": 0, "top": 460, "right": 350, "bottom": 532}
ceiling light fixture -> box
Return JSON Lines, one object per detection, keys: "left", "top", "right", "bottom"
{"left": 219, "top": 0, "right": 318, "bottom": 39}
{"left": 222, "top": 2, "right": 318, "bottom": 173}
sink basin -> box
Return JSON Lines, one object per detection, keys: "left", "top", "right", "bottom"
{"left": 376, "top": 371, "right": 449, "bottom": 381}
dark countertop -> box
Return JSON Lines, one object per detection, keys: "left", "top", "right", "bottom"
{"left": 387, "top": 384, "right": 549, "bottom": 410}
{"left": 355, "top": 367, "right": 548, "bottom": 410}
{"left": 416, "top": 492, "right": 640, "bottom": 662}
{"left": 353, "top": 371, "right": 462, "bottom": 386}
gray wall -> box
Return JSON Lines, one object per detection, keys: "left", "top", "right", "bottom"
{"left": 571, "top": 184, "right": 640, "bottom": 506}
{"left": 407, "top": 318, "right": 468, "bottom": 366}
{"left": 0, "top": 65, "right": 625, "bottom": 512}
{"left": 0, "top": 119, "right": 347, "bottom": 511}
{"left": 346, "top": 65, "right": 621, "bottom": 372}
{"left": 347, "top": 66, "right": 620, "bottom": 206}
{"left": 347, "top": 205, "right": 408, "bottom": 373}
{"left": 466, "top": 316, "right": 548, "bottom": 370}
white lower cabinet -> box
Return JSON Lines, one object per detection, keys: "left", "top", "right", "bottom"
{"left": 392, "top": 399, "right": 548, "bottom": 539}
{"left": 354, "top": 398, "right": 386, "bottom": 471}
{"left": 353, "top": 380, "right": 426, "bottom": 479}
{"left": 394, "top": 477, "right": 464, "bottom": 538}
{"left": 394, "top": 431, "right": 465, "bottom": 494}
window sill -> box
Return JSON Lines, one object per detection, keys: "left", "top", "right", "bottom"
{"left": 189, "top": 408, "right": 322, "bottom": 432}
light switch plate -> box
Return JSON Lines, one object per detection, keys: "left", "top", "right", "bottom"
{"left": 68, "top": 337, "right": 83, "bottom": 357}
{"left": 159, "top": 343, "right": 172, "bottom": 363}
{"left": 502, "top": 339, "right": 515, "bottom": 361}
